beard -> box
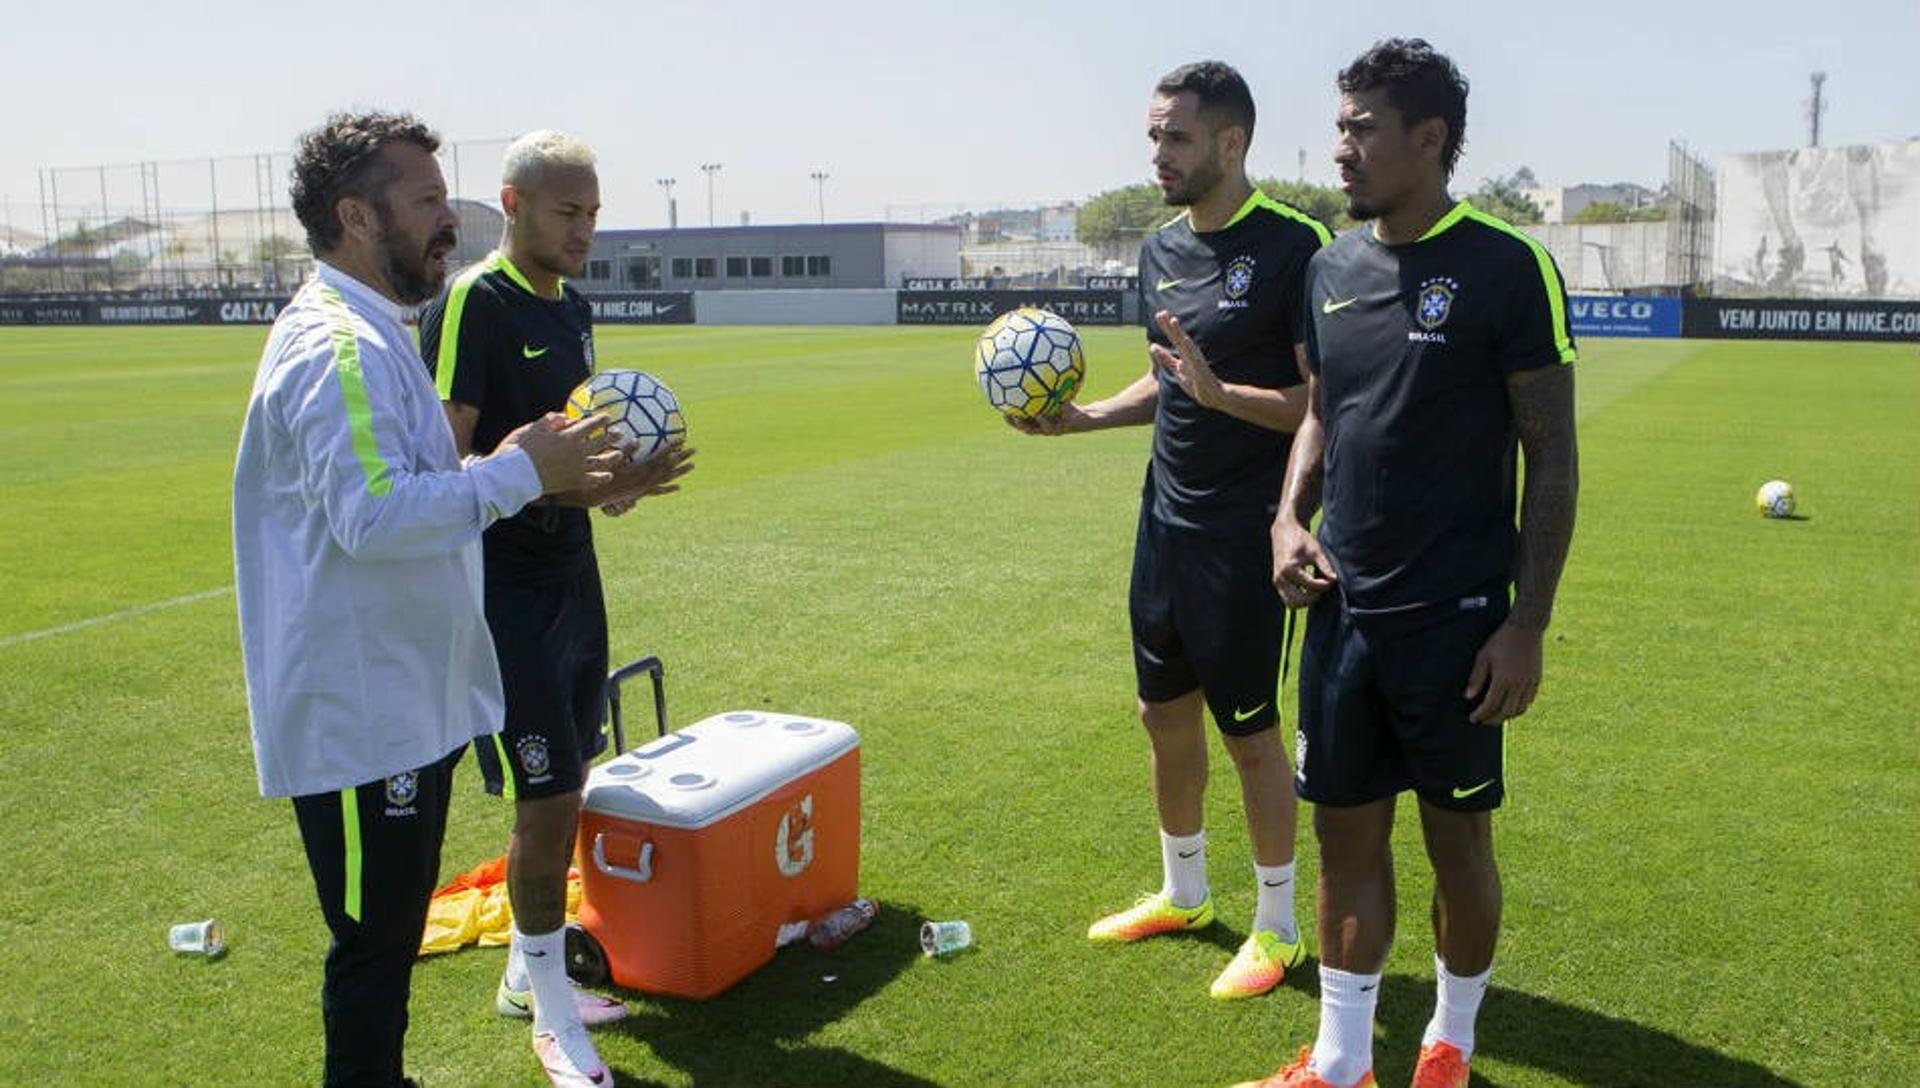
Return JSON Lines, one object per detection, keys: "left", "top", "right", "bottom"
{"left": 1163, "top": 155, "right": 1227, "bottom": 207}
{"left": 373, "top": 202, "right": 458, "bottom": 305}
{"left": 1344, "top": 196, "right": 1380, "bottom": 221}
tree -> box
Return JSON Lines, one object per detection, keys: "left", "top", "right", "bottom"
{"left": 1468, "top": 174, "right": 1544, "bottom": 225}
{"left": 1076, "top": 183, "right": 1171, "bottom": 246}
{"left": 254, "top": 234, "right": 302, "bottom": 262}
{"left": 1569, "top": 201, "right": 1667, "bottom": 224}
{"left": 1077, "top": 176, "right": 1353, "bottom": 247}
{"left": 1253, "top": 178, "right": 1351, "bottom": 232}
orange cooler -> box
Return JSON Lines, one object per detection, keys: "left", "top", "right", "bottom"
{"left": 576, "top": 710, "right": 860, "bottom": 998}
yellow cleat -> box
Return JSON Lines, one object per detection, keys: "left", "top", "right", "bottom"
{"left": 1086, "top": 891, "right": 1214, "bottom": 942}
{"left": 1209, "top": 929, "right": 1306, "bottom": 999}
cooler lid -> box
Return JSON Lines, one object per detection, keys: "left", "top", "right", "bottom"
{"left": 582, "top": 710, "right": 858, "bottom": 829}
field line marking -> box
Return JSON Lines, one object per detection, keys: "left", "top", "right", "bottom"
{"left": 0, "top": 586, "right": 232, "bottom": 649}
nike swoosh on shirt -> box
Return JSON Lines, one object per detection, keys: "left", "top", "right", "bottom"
{"left": 1155, "top": 278, "right": 1185, "bottom": 291}
{"left": 1452, "top": 779, "right": 1496, "bottom": 799}
{"left": 522, "top": 344, "right": 551, "bottom": 359}
{"left": 1321, "top": 296, "right": 1358, "bottom": 314}
{"left": 1232, "top": 703, "right": 1269, "bottom": 723}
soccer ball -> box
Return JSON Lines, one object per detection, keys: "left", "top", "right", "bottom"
{"left": 1755, "top": 479, "right": 1796, "bottom": 518}
{"left": 975, "top": 307, "right": 1086, "bottom": 419}
{"left": 564, "top": 369, "right": 686, "bottom": 460}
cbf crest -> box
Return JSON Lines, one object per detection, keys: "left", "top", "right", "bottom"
{"left": 1223, "top": 255, "right": 1257, "bottom": 300}
{"left": 516, "top": 735, "right": 552, "bottom": 779}
{"left": 385, "top": 771, "right": 419, "bottom": 810}
{"left": 1416, "top": 276, "right": 1460, "bottom": 329}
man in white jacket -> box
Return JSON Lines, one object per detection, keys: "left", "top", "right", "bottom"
{"left": 233, "top": 110, "right": 616, "bottom": 1088}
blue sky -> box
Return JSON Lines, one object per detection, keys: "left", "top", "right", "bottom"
{"left": 3, "top": 0, "right": 1915, "bottom": 230}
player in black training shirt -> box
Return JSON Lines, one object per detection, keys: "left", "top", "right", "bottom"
{"left": 1239, "top": 41, "right": 1579, "bottom": 1088}
{"left": 1009, "top": 61, "right": 1328, "bottom": 999}
{"left": 417, "top": 131, "right": 692, "bottom": 1088}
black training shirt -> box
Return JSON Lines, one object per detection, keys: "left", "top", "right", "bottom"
{"left": 1138, "top": 191, "right": 1330, "bottom": 535}
{"left": 418, "top": 250, "right": 597, "bottom": 580}
{"left": 1302, "top": 200, "right": 1576, "bottom": 613}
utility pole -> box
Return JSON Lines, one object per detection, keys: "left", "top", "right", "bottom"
{"left": 1807, "top": 72, "right": 1827, "bottom": 147}
{"left": 700, "top": 163, "right": 723, "bottom": 227}
{"left": 810, "top": 171, "right": 829, "bottom": 223}
{"left": 656, "top": 177, "right": 677, "bottom": 228}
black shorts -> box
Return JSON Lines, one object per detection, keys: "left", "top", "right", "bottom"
{"left": 1130, "top": 507, "right": 1284, "bottom": 736}
{"left": 474, "top": 560, "right": 610, "bottom": 800}
{"left": 1294, "top": 584, "right": 1509, "bottom": 812}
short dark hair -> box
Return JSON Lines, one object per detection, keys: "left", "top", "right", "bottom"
{"left": 1156, "top": 61, "right": 1256, "bottom": 143}
{"left": 290, "top": 111, "right": 441, "bottom": 255}
{"left": 1337, "top": 39, "right": 1469, "bottom": 176}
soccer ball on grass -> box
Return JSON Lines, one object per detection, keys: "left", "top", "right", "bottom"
{"left": 1755, "top": 479, "right": 1796, "bottom": 519}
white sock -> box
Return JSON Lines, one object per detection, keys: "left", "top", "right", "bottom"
{"left": 1422, "top": 953, "right": 1491, "bottom": 1060}
{"left": 1252, "top": 860, "right": 1298, "bottom": 943}
{"left": 504, "top": 930, "right": 530, "bottom": 991}
{"left": 1159, "top": 829, "right": 1208, "bottom": 908}
{"left": 518, "top": 924, "right": 574, "bottom": 1033}
{"left": 1311, "top": 966, "right": 1380, "bottom": 1087}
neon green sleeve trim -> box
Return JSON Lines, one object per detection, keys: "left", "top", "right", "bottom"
{"left": 1463, "top": 205, "right": 1578, "bottom": 363}
{"left": 1416, "top": 200, "right": 1474, "bottom": 241}
{"left": 1222, "top": 190, "right": 1268, "bottom": 229}
{"left": 1249, "top": 192, "right": 1333, "bottom": 245}
{"left": 316, "top": 287, "right": 394, "bottom": 497}
{"left": 494, "top": 250, "right": 564, "bottom": 300}
{"left": 435, "top": 257, "right": 497, "bottom": 400}
{"left": 341, "top": 787, "right": 363, "bottom": 923}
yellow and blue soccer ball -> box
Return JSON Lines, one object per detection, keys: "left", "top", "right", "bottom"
{"left": 1755, "top": 479, "right": 1796, "bottom": 518}
{"left": 975, "top": 307, "right": 1086, "bottom": 419}
{"left": 565, "top": 369, "right": 686, "bottom": 460}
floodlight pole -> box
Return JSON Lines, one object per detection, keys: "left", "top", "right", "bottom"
{"left": 657, "top": 177, "right": 677, "bottom": 228}
{"left": 810, "top": 171, "right": 829, "bottom": 223}
{"left": 700, "top": 163, "right": 723, "bottom": 227}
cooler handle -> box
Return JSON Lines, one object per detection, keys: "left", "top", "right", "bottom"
{"left": 592, "top": 834, "right": 655, "bottom": 884}
{"left": 604, "top": 654, "right": 669, "bottom": 755}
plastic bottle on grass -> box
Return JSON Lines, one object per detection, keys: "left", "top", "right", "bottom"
{"left": 808, "top": 898, "right": 878, "bottom": 951}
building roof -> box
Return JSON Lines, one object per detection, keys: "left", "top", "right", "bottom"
{"left": 595, "top": 221, "right": 960, "bottom": 242}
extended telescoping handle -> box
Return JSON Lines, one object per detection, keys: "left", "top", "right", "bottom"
{"left": 604, "top": 655, "right": 668, "bottom": 755}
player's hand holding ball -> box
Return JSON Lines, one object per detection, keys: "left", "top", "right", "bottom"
{"left": 977, "top": 308, "right": 1087, "bottom": 432}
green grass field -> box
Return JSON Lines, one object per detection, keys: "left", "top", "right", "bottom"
{"left": 1, "top": 324, "right": 1915, "bottom": 1087}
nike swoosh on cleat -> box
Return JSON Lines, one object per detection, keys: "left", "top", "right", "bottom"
{"left": 1321, "top": 296, "right": 1358, "bottom": 314}
{"left": 1452, "top": 779, "right": 1496, "bottom": 799}
{"left": 1232, "top": 703, "right": 1269, "bottom": 723}
{"left": 501, "top": 991, "right": 531, "bottom": 1013}
{"left": 1155, "top": 278, "right": 1185, "bottom": 291}
{"left": 522, "top": 344, "right": 551, "bottom": 359}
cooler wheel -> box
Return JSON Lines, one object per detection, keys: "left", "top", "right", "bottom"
{"left": 564, "top": 922, "right": 609, "bottom": 987}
